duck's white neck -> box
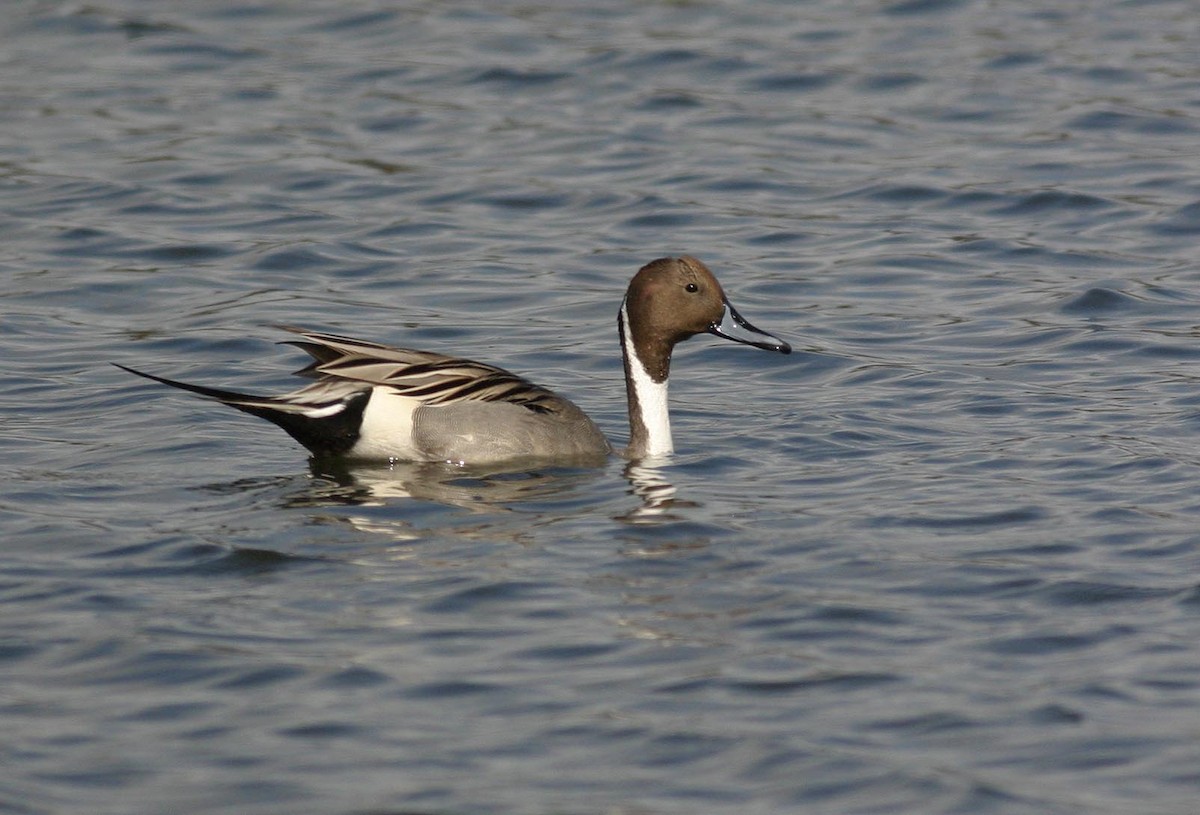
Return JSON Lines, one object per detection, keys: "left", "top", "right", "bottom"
{"left": 619, "top": 301, "right": 673, "bottom": 458}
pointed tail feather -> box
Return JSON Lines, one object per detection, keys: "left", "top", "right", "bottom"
{"left": 113, "top": 361, "right": 315, "bottom": 428}
{"left": 112, "top": 363, "right": 280, "bottom": 410}
{"left": 112, "top": 362, "right": 369, "bottom": 456}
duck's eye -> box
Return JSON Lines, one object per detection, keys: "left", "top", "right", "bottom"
{"left": 685, "top": 283, "right": 699, "bottom": 293}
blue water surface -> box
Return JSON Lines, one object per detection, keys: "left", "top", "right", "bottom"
{"left": 3, "top": 1, "right": 1200, "bottom": 813}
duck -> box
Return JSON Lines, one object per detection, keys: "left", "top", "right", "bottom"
{"left": 116, "top": 256, "right": 791, "bottom": 465}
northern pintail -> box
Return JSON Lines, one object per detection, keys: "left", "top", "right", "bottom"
{"left": 117, "top": 256, "right": 791, "bottom": 464}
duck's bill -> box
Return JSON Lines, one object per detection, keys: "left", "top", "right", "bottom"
{"left": 709, "top": 301, "right": 792, "bottom": 354}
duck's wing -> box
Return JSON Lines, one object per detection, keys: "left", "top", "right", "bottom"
{"left": 274, "top": 326, "right": 563, "bottom": 414}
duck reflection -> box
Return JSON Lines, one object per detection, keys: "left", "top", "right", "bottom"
{"left": 618, "top": 457, "right": 698, "bottom": 523}
{"left": 292, "top": 456, "right": 606, "bottom": 511}
{"left": 272, "top": 454, "right": 693, "bottom": 526}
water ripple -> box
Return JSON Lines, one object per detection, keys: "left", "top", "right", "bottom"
{"left": 3, "top": 1, "right": 1200, "bottom": 813}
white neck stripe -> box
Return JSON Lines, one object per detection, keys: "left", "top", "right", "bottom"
{"left": 620, "top": 301, "right": 673, "bottom": 457}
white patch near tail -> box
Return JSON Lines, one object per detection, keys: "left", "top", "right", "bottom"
{"left": 346, "top": 388, "right": 423, "bottom": 460}
{"left": 300, "top": 403, "right": 348, "bottom": 419}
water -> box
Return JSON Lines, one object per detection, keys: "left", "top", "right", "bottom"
{"left": 3, "top": 0, "right": 1200, "bottom": 812}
